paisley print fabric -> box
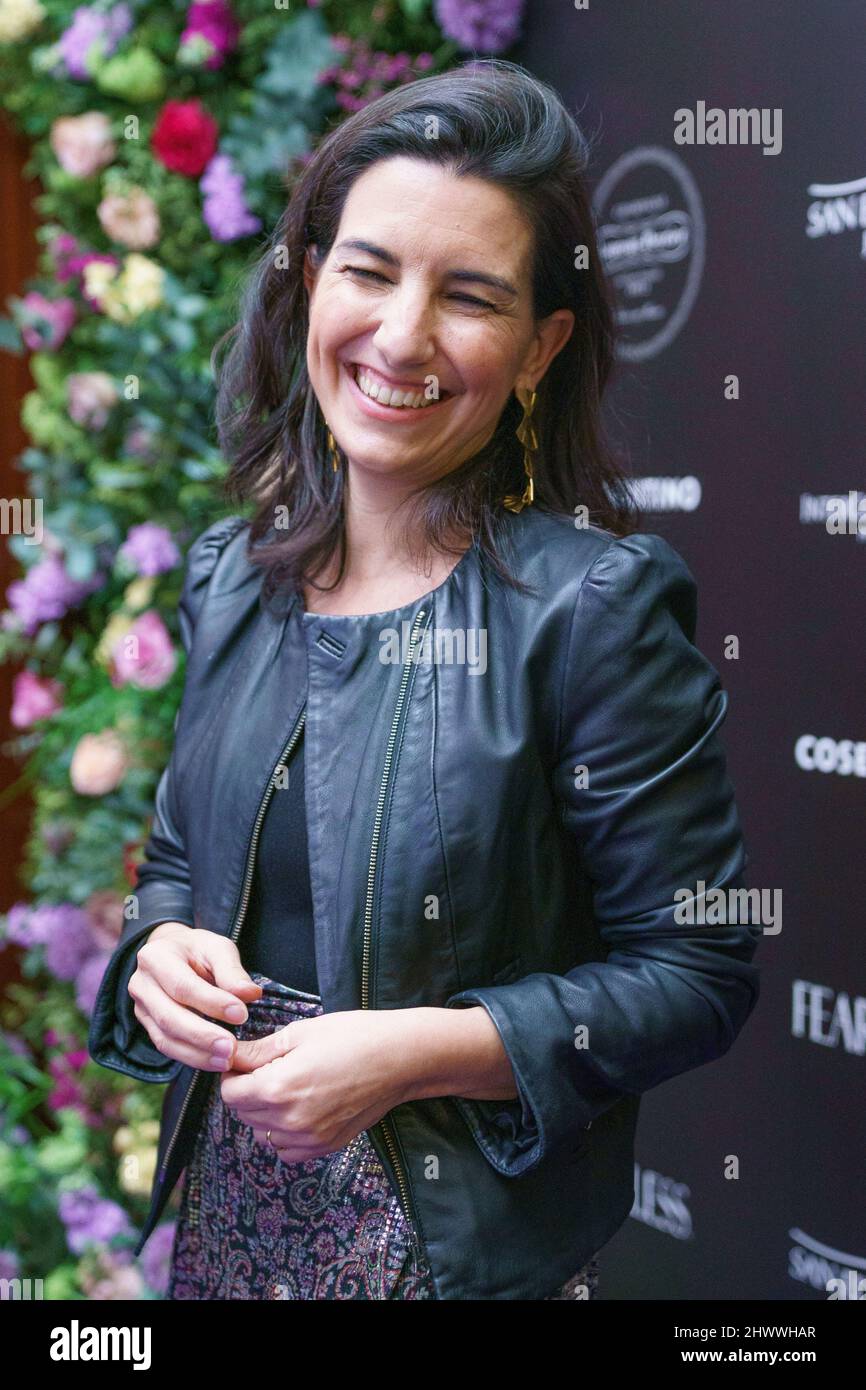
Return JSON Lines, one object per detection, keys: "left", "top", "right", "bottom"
{"left": 166, "top": 974, "right": 599, "bottom": 1301}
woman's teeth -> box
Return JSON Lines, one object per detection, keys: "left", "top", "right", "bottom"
{"left": 353, "top": 364, "right": 444, "bottom": 409}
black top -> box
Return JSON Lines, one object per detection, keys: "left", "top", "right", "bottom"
{"left": 240, "top": 729, "right": 319, "bottom": 994}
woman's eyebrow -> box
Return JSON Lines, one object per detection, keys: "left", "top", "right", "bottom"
{"left": 333, "top": 238, "right": 519, "bottom": 297}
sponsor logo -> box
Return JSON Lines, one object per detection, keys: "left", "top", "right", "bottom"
{"left": 788, "top": 1229, "right": 866, "bottom": 1297}
{"left": 593, "top": 146, "right": 706, "bottom": 362}
{"left": 791, "top": 980, "right": 866, "bottom": 1054}
{"left": 806, "top": 174, "right": 866, "bottom": 258}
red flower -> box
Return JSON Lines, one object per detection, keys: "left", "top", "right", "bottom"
{"left": 151, "top": 99, "right": 219, "bottom": 177}
{"left": 123, "top": 837, "right": 146, "bottom": 888}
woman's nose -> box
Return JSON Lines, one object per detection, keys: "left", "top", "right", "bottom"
{"left": 372, "top": 286, "right": 436, "bottom": 365}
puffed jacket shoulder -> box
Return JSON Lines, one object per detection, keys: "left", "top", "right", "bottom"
{"left": 442, "top": 519, "right": 762, "bottom": 1177}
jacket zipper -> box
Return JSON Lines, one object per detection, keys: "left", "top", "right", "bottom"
{"left": 362, "top": 607, "right": 428, "bottom": 1237}
{"left": 156, "top": 706, "right": 308, "bottom": 1186}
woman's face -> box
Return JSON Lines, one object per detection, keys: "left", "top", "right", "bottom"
{"left": 303, "top": 156, "right": 574, "bottom": 491}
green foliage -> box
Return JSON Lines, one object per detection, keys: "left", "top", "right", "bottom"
{"left": 0, "top": 0, "right": 476, "bottom": 1299}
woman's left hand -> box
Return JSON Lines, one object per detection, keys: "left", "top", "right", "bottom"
{"left": 219, "top": 1009, "right": 415, "bottom": 1161}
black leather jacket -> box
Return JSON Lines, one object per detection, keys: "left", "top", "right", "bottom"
{"left": 88, "top": 507, "right": 761, "bottom": 1299}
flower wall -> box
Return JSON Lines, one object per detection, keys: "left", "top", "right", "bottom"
{"left": 0, "top": 0, "right": 524, "bottom": 1299}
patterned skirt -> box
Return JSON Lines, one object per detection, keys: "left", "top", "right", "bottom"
{"left": 166, "top": 974, "right": 599, "bottom": 1301}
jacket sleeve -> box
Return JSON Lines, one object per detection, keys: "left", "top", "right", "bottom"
{"left": 445, "top": 532, "right": 761, "bottom": 1177}
{"left": 87, "top": 515, "right": 248, "bottom": 1083}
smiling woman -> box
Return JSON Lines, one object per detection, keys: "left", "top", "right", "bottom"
{"left": 210, "top": 57, "right": 637, "bottom": 614}
{"left": 89, "top": 57, "right": 760, "bottom": 1301}
{"left": 302, "top": 154, "right": 577, "bottom": 513}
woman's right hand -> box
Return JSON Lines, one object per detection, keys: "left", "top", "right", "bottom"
{"left": 129, "top": 922, "right": 263, "bottom": 1072}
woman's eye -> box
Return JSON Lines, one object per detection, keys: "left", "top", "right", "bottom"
{"left": 345, "top": 265, "right": 389, "bottom": 284}
{"left": 343, "top": 266, "right": 494, "bottom": 310}
{"left": 449, "top": 293, "right": 495, "bottom": 309}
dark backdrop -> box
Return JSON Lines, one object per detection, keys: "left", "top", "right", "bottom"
{"left": 516, "top": 0, "right": 864, "bottom": 1300}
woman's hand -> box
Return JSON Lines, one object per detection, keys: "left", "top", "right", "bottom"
{"left": 128, "top": 922, "right": 262, "bottom": 1071}
{"left": 220, "top": 1009, "right": 416, "bottom": 1161}
{"left": 220, "top": 1004, "right": 519, "bottom": 1162}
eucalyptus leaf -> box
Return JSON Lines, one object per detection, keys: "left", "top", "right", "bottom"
{"left": 0, "top": 317, "right": 23, "bottom": 353}
{"left": 170, "top": 320, "right": 198, "bottom": 352}
{"left": 60, "top": 541, "right": 96, "bottom": 583}
{"left": 180, "top": 457, "right": 222, "bottom": 481}
{"left": 175, "top": 295, "right": 208, "bottom": 320}
{"left": 89, "top": 465, "right": 151, "bottom": 490}
{"left": 138, "top": 332, "right": 161, "bottom": 357}
{"left": 33, "top": 622, "right": 60, "bottom": 652}
{"left": 7, "top": 534, "right": 39, "bottom": 567}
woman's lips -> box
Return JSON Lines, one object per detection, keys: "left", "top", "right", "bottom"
{"left": 342, "top": 361, "right": 454, "bottom": 422}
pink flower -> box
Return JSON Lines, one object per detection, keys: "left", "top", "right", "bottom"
{"left": 97, "top": 186, "right": 161, "bottom": 250}
{"left": 66, "top": 371, "right": 119, "bottom": 429}
{"left": 10, "top": 669, "right": 64, "bottom": 728}
{"left": 18, "top": 293, "right": 77, "bottom": 351}
{"left": 46, "top": 1050, "right": 86, "bottom": 1117}
{"left": 108, "top": 609, "right": 177, "bottom": 689}
{"left": 70, "top": 730, "right": 130, "bottom": 795}
{"left": 85, "top": 890, "right": 125, "bottom": 950}
{"left": 50, "top": 111, "right": 116, "bottom": 178}
{"left": 179, "top": 0, "right": 240, "bottom": 70}
{"left": 48, "top": 232, "right": 82, "bottom": 282}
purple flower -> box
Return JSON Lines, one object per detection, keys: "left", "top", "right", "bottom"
{"left": 0, "top": 1251, "right": 20, "bottom": 1281}
{"left": 140, "top": 1221, "right": 177, "bottom": 1294}
{"left": 433, "top": 0, "right": 525, "bottom": 52}
{"left": 118, "top": 522, "right": 181, "bottom": 577}
{"left": 58, "top": 4, "right": 133, "bottom": 82}
{"left": 75, "top": 950, "right": 111, "bottom": 1016}
{"left": 5, "top": 553, "right": 103, "bottom": 636}
{"left": 41, "top": 904, "right": 98, "bottom": 981}
{"left": 59, "top": 1186, "right": 132, "bottom": 1253}
{"left": 1, "top": 1028, "right": 32, "bottom": 1060}
{"left": 5, "top": 901, "right": 89, "bottom": 951}
{"left": 200, "top": 154, "right": 262, "bottom": 242}
{"left": 4, "top": 902, "right": 42, "bottom": 948}
{"left": 49, "top": 232, "right": 82, "bottom": 282}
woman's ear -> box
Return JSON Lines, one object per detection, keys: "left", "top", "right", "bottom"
{"left": 519, "top": 309, "right": 576, "bottom": 394}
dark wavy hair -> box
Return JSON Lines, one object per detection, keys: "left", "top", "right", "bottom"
{"left": 213, "top": 58, "right": 637, "bottom": 603}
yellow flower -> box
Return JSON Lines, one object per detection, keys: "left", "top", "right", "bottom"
{"left": 94, "top": 610, "right": 134, "bottom": 666}
{"left": 0, "top": 0, "right": 45, "bottom": 44}
{"left": 83, "top": 254, "right": 164, "bottom": 324}
{"left": 114, "top": 1121, "right": 161, "bottom": 1196}
{"left": 82, "top": 259, "right": 119, "bottom": 316}
{"left": 115, "top": 252, "right": 165, "bottom": 321}
{"left": 123, "top": 576, "right": 155, "bottom": 612}
{"left": 117, "top": 1144, "right": 157, "bottom": 1196}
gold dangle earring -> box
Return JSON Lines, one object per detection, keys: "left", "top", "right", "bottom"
{"left": 503, "top": 387, "right": 537, "bottom": 513}
{"left": 326, "top": 427, "right": 341, "bottom": 473}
